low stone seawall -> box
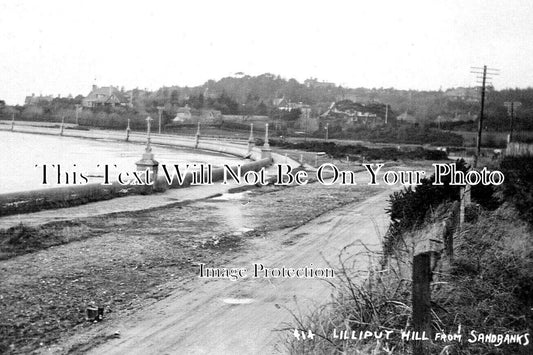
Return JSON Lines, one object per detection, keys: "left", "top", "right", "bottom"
{"left": 0, "top": 123, "right": 299, "bottom": 165}
{"left": 0, "top": 181, "right": 139, "bottom": 217}
{"left": 1, "top": 123, "right": 303, "bottom": 217}
{"left": 0, "top": 158, "right": 272, "bottom": 217}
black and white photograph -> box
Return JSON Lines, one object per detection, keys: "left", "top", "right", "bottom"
{"left": 0, "top": 1, "right": 532, "bottom": 354}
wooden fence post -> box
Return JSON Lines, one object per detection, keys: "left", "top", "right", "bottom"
{"left": 412, "top": 252, "right": 432, "bottom": 355}
{"left": 459, "top": 186, "right": 465, "bottom": 228}
{"left": 443, "top": 201, "right": 460, "bottom": 262}
{"left": 459, "top": 184, "right": 471, "bottom": 228}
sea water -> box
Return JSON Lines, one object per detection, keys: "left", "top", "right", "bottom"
{"left": 0, "top": 131, "right": 243, "bottom": 193}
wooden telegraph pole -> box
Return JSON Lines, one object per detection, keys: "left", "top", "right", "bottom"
{"left": 470, "top": 65, "right": 499, "bottom": 168}
{"left": 504, "top": 101, "right": 521, "bottom": 142}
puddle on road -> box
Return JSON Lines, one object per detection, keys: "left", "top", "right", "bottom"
{"left": 221, "top": 298, "right": 254, "bottom": 305}
{"left": 199, "top": 192, "right": 256, "bottom": 237}
{"left": 211, "top": 191, "right": 252, "bottom": 201}
{"left": 234, "top": 227, "right": 254, "bottom": 235}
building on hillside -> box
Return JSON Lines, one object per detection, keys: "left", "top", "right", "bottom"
{"left": 444, "top": 87, "right": 479, "bottom": 103}
{"left": 82, "top": 85, "right": 130, "bottom": 108}
{"left": 172, "top": 107, "right": 222, "bottom": 123}
{"left": 173, "top": 105, "right": 192, "bottom": 122}
{"left": 24, "top": 94, "right": 54, "bottom": 105}
{"left": 283, "top": 102, "right": 310, "bottom": 112}
{"left": 200, "top": 109, "right": 222, "bottom": 122}
{"left": 304, "top": 78, "right": 336, "bottom": 89}
{"left": 272, "top": 97, "right": 287, "bottom": 107}
{"left": 349, "top": 111, "right": 379, "bottom": 123}
{"left": 273, "top": 97, "right": 311, "bottom": 112}
{"left": 321, "top": 100, "right": 385, "bottom": 125}
{"left": 436, "top": 112, "right": 477, "bottom": 123}
{"left": 123, "top": 88, "right": 149, "bottom": 107}
{"left": 397, "top": 111, "right": 417, "bottom": 123}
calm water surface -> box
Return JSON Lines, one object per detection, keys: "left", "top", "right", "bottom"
{"left": 0, "top": 131, "right": 243, "bottom": 193}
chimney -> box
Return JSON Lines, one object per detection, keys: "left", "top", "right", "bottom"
{"left": 92, "top": 84, "right": 97, "bottom": 91}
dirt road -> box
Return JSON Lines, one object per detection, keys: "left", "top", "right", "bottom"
{"left": 71, "top": 189, "right": 391, "bottom": 355}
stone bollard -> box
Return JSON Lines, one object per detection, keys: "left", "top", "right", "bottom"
{"left": 247, "top": 123, "right": 255, "bottom": 154}
{"left": 126, "top": 118, "right": 131, "bottom": 142}
{"left": 195, "top": 122, "right": 200, "bottom": 149}
{"left": 60, "top": 116, "right": 65, "bottom": 136}
{"left": 135, "top": 116, "right": 159, "bottom": 193}
{"left": 135, "top": 154, "right": 159, "bottom": 193}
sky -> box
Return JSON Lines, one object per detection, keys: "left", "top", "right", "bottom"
{"left": 0, "top": 0, "right": 532, "bottom": 105}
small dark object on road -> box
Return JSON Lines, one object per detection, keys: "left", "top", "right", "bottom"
{"left": 86, "top": 306, "right": 104, "bottom": 322}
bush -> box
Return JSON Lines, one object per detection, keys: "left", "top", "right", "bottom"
{"left": 286, "top": 204, "right": 532, "bottom": 355}
{"left": 499, "top": 156, "right": 533, "bottom": 225}
{"left": 0, "top": 221, "right": 86, "bottom": 259}
{"left": 439, "top": 206, "right": 533, "bottom": 354}
{"left": 269, "top": 140, "right": 449, "bottom": 162}
{"left": 383, "top": 160, "right": 469, "bottom": 255}
{"left": 312, "top": 124, "right": 464, "bottom": 146}
{"left": 286, "top": 152, "right": 532, "bottom": 354}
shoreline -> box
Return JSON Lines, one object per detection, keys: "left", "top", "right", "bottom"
{"left": 0, "top": 171, "right": 391, "bottom": 354}
{"left": 0, "top": 125, "right": 293, "bottom": 217}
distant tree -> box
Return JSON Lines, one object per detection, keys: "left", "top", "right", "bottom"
{"left": 198, "top": 93, "right": 204, "bottom": 109}
{"left": 3, "top": 105, "right": 20, "bottom": 119}
{"left": 21, "top": 106, "right": 44, "bottom": 121}
{"left": 214, "top": 93, "right": 239, "bottom": 114}
{"left": 170, "top": 89, "right": 180, "bottom": 106}
{"left": 256, "top": 101, "right": 268, "bottom": 116}
{"left": 271, "top": 108, "right": 301, "bottom": 121}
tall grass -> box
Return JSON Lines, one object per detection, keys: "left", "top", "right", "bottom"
{"left": 280, "top": 241, "right": 414, "bottom": 354}
{"left": 284, "top": 205, "right": 532, "bottom": 354}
